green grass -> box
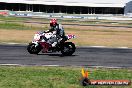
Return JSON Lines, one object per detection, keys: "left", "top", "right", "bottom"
{"left": 0, "top": 66, "right": 131, "bottom": 88}
{"left": 0, "top": 15, "right": 30, "bottom": 21}
{"left": 1, "top": 16, "right": 132, "bottom": 26}
{"left": 0, "top": 22, "right": 44, "bottom": 30}
{"left": 0, "top": 22, "right": 26, "bottom": 30}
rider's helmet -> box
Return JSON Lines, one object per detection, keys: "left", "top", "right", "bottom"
{"left": 50, "top": 18, "right": 57, "bottom": 27}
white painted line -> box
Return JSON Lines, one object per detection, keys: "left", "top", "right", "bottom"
{"left": 1, "top": 42, "right": 28, "bottom": 45}
{"left": 81, "top": 46, "right": 132, "bottom": 49}
{"left": 90, "top": 46, "right": 106, "bottom": 48}
{"left": 117, "top": 47, "right": 128, "bottom": 49}
{"left": 42, "top": 65, "right": 60, "bottom": 67}
{"left": 87, "top": 66, "right": 123, "bottom": 69}
{"left": 8, "top": 43, "right": 20, "bottom": 45}
{"left": 0, "top": 64, "right": 20, "bottom": 66}
{"left": 0, "top": 64, "right": 131, "bottom": 68}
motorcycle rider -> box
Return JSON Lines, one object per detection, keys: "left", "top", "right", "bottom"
{"left": 44, "top": 18, "right": 66, "bottom": 47}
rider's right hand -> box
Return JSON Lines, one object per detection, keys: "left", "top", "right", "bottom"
{"left": 43, "top": 31, "right": 46, "bottom": 33}
{"left": 43, "top": 30, "right": 49, "bottom": 33}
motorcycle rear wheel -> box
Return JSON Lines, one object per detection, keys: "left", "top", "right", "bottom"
{"left": 61, "top": 42, "right": 76, "bottom": 56}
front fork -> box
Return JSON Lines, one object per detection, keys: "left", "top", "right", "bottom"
{"left": 32, "top": 41, "right": 39, "bottom": 47}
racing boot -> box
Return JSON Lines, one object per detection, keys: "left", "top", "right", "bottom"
{"left": 52, "top": 42, "right": 57, "bottom": 47}
{"left": 42, "top": 43, "right": 51, "bottom": 53}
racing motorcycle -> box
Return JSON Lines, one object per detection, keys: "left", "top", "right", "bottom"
{"left": 27, "top": 31, "right": 76, "bottom": 56}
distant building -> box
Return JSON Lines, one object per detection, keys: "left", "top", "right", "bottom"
{"left": 124, "top": 1, "right": 132, "bottom": 17}
{"left": 0, "top": 0, "right": 131, "bottom": 14}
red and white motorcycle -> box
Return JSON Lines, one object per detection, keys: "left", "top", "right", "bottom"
{"left": 27, "top": 31, "right": 76, "bottom": 56}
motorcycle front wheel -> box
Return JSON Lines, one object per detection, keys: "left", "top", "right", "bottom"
{"left": 27, "top": 43, "right": 42, "bottom": 54}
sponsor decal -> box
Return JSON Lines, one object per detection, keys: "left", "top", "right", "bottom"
{"left": 80, "top": 68, "right": 131, "bottom": 86}
{"left": 0, "top": 11, "right": 8, "bottom": 15}
{"left": 67, "top": 34, "right": 75, "bottom": 39}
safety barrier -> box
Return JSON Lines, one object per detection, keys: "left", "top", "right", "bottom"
{"left": 1, "top": 10, "right": 132, "bottom": 20}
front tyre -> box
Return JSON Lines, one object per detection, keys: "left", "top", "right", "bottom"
{"left": 27, "top": 43, "right": 42, "bottom": 54}
{"left": 61, "top": 42, "right": 76, "bottom": 56}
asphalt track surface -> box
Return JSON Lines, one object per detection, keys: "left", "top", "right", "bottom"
{"left": 0, "top": 44, "right": 132, "bottom": 68}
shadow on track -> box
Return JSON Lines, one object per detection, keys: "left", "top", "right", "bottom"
{"left": 37, "top": 53, "right": 77, "bottom": 57}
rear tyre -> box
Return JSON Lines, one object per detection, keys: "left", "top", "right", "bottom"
{"left": 27, "top": 43, "right": 42, "bottom": 54}
{"left": 61, "top": 42, "right": 76, "bottom": 56}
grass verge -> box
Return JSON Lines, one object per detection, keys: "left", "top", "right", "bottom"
{"left": 1, "top": 16, "right": 132, "bottom": 47}
{"left": 0, "top": 22, "right": 44, "bottom": 30}
{"left": 1, "top": 27, "right": 132, "bottom": 47}
{"left": 0, "top": 66, "right": 131, "bottom": 88}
